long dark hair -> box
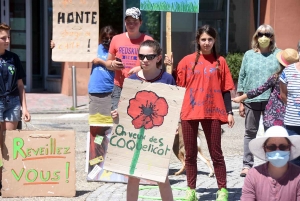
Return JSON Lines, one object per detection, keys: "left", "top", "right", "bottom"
{"left": 192, "top": 25, "right": 220, "bottom": 73}
{"left": 99, "top": 25, "right": 116, "bottom": 44}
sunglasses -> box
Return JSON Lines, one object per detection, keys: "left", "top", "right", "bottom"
{"left": 138, "top": 54, "right": 157, "bottom": 60}
{"left": 264, "top": 144, "right": 290, "bottom": 151}
{"left": 257, "top": 32, "right": 273, "bottom": 38}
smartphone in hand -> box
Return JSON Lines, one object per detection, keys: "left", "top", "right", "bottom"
{"left": 116, "top": 57, "right": 122, "bottom": 62}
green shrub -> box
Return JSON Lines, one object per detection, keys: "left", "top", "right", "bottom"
{"left": 225, "top": 52, "right": 244, "bottom": 81}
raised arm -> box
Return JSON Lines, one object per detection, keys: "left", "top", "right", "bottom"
{"left": 246, "top": 75, "right": 276, "bottom": 99}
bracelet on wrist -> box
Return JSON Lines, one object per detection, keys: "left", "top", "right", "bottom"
{"left": 227, "top": 111, "right": 234, "bottom": 115}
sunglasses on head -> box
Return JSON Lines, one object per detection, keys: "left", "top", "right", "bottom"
{"left": 138, "top": 54, "right": 157, "bottom": 60}
{"left": 257, "top": 32, "right": 273, "bottom": 38}
{"left": 264, "top": 144, "right": 290, "bottom": 151}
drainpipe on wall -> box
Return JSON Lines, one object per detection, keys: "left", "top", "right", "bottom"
{"left": 226, "top": 0, "right": 230, "bottom": 54}
{"left": 257, "top": 0, "right": 261, "bottom": 28}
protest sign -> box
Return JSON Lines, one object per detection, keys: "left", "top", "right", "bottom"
{"left": 140, "top": 0, "right": 199, "bottom": 13}
{"left": 52, "top": 0, "right": 99, "bottom": 62}
{"left": 86, "top": 126, "right": 156, "bottom": 184}
{"left": 1, "top": 130, "right": 76, "bottom": 197}
{"left": 104, "top": 79, "right": 185, "bottom": 183}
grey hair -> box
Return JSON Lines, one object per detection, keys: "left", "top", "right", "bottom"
{"left": 251, "top": 24, "right": 277, "bottom": 52}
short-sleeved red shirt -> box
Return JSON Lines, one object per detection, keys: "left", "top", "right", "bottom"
{"left": 176, "top": 53, "right": 235, "bottom": 123}
{"left": 109, "top": 33, "right": 153, "bottom": 87}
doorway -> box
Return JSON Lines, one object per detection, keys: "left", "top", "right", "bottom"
{"left": 0, "top": 0, "right": 48, "bottom": 92}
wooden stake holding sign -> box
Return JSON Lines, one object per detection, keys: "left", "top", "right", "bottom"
{"left": 166, "top": 12, "right": 173, "bottom": 74}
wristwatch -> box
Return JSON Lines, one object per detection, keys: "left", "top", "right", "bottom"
{"left": 227, "top": 111, "right": 234, "bottom": 115}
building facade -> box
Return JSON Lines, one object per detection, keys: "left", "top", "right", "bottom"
{"left": 1, "top": 0, "right": 299, "bottom": 95}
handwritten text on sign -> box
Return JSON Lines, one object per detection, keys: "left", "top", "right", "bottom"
{"left": 2, "top": 130, "right": 76, "bottom": 197}
{"left": 12, "top": 137, "right": 71, "bottom": 183}
{"left": 52, "top": 0, "right": 99, "bottom": 62}
{"left": 104, "top": 79, "right": 186, "bottom": 183}
{"left": 111, "top": 125, "right": 171, "bottom": 156}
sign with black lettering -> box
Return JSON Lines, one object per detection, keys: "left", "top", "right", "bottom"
{"left": 1, "top": 130, "right": 76, "bottom": 197}
{"left": 104, "top": 79, "right": 185, "bottom": 182}
{"left": 52, "top": 0, "right": 99, "bottom": 62}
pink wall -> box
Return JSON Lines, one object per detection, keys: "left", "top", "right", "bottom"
{"left": 260, "top": 0, "right": 300, "bottom": 49}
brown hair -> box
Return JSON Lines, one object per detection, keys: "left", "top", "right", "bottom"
{"left": 193, "top": 25, "right": 220, "bottom": 73}
{"left": 99, "top": 25, "right": 116, "bottom": 44}
{"left": 139, "top": 40, "right": 162, "bottom": 68}
{"left": 0, "top": 23, "right": 11, "bottom": 31}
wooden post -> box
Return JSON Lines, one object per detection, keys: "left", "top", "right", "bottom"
{"left": 166, "top": 12, "right": 173, "bottom": 74}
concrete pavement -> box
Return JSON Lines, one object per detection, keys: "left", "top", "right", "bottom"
{"left": 26, "top": 93, "right": 89, "bottom": 114}
{"left": 86, "top": 156, "right": 264, "bottom": 201}
{"left": 25, "top": 93, "right": 240, "bottom": 115}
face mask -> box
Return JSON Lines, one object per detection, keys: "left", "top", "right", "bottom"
{"left": 102, "top": 40, "right": 111, "bottom": 49}
{"left": 266, "top": 150, "right": 290, "bottom": 167}
{"left": 258, "top": 36, "right": 271, "bottom": 48}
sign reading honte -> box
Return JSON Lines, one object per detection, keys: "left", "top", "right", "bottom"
{"left": 52, "top": 0, "right": 99, "bottom": 62}
{"left": 2, "top": 130, "right": 76, "bottom": 197}
{"left": 104, "top": 79, "right": 185, "bottom": 183}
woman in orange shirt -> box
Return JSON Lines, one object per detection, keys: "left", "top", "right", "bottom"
{"left": 175, "top": 25, "right": 235, "bottom": 201}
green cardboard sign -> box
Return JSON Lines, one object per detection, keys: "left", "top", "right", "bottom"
{"left": 140, "top": 0, "right": 199, "bottom": 13}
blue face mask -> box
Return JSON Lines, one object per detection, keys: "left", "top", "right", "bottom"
{"left": 266, "top": 150, "right": 290, "bottom": 167}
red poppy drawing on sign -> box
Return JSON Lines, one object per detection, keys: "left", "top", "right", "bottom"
{"left": 127, "top": 90, "right": 169, "bottom": 129}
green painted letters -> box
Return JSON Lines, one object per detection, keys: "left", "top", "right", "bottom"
{"left": 13, "top": 138, "right": 26, "bottom": 159}
{"left": 25, "top": 169, "right": 38, "bottom": 182}
{"left": 11, "top": 168, "right": 25, "bottom": 181}
{"left": 40, "top": 171, "right": 50, "bottom": 181}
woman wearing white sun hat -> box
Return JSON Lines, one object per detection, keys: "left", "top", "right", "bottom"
{"left": 241, "top": 126, "right": 300, "bottom": 201}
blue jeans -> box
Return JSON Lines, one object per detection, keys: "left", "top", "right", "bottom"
{"left": 285, "top": 125, "right": 300, "bottom": 166}
{"left": 0, "top": 96, "right": 21, "bottom": 122}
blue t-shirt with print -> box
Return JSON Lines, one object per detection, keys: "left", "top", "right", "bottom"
{"left": 129, "top": 70, "right": 176, "bottom": 85}
{"left": 88, "top": 44, "right": 114, "bottom": 93}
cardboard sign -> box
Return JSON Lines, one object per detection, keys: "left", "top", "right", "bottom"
{"left": 86, "top": 126, "right": 156, "bottom": 185}
{"left": 104, "top": 79, "right": 185, "bottom": 183}
{"left": 52, "top": 0, "right": 99, "bottom": 62}
{"left": 140, "top": 0, "right": 199, "bottom": 13}
{"left": 1, "top": 130, "right": 76, "bottom": 197}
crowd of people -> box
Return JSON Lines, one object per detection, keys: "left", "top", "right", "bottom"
{"left": 85, "top": 6, "right": 300, "bottom": 201}
{"left": 0, "top": 5, "right": 299, "bottom": 201}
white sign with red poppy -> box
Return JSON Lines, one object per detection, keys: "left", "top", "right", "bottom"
{"left": 104, "top": 79, "right": 185, "bottom": 183}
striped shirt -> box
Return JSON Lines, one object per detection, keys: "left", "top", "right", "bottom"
{"left": 280, "top": 63, "right": 300, "bottom": 126}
